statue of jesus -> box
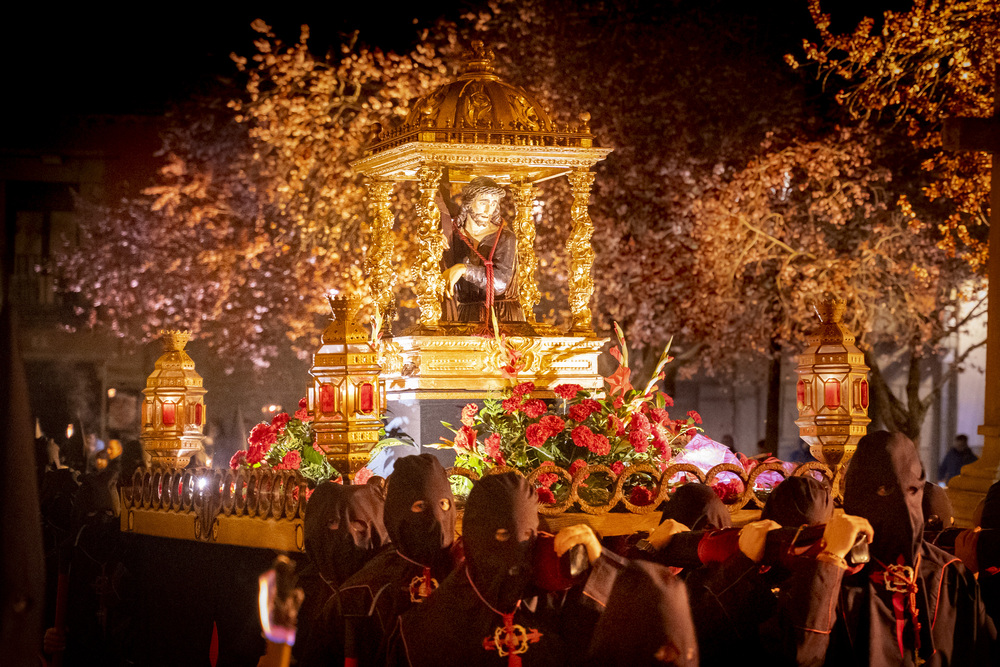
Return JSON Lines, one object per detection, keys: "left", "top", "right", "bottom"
{"left": 441, "top": 176, "right": 525, "bottom": 324}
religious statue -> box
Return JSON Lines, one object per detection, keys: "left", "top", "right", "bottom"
{"left": 441, "top": 177, "right": 525, "bottom": 324}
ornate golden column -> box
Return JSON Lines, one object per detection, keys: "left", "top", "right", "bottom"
{"left": 512, "top": 179, "right": 540, "bottom": 323}
{"left": 567, "top": 169, "right": 597, "bottom": 334}
{"left": 414, "top": 166, "right": 446, "bottom": 328}
{"left": 363, "top": 179, "right": 397, "bottom": 330}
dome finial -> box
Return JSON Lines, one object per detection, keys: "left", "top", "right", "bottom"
{"left": 462, "top": 40, "right": 496, "bottom": 77}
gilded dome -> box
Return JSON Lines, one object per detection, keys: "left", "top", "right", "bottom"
{"left": 367, "top": 42, "right": 595, "bottom": 156}
{"left": 404, "top": 42, "right": 555, "bottom": 133}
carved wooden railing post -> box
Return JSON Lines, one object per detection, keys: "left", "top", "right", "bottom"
{"left": 414, "top": 166, "right": 446, "bottom": 327}
{"left": 363, "top": 179, "right": 397, "bottom": 331}
{"left": 567, "top": 169, "right": 597, "bottom": 334}
{"left": 512, "top": 179, "right": 540, "bottom": 323}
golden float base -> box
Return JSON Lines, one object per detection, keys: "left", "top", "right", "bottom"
{"left": 379, "top": 333, "right": 608, "bottom": 399}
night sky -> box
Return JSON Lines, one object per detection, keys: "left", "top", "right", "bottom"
{"left": 6, "top": 1, "right": 908, "bottom": 125}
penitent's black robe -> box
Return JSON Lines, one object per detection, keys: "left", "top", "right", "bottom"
{"left": 774, "top": 541, "right": 995, "bottom": 666}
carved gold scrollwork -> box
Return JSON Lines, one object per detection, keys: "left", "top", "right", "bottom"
{"left": 364, "top": 179, "right": 397, "bottom": 331}
{"left": 567, "top": 169, "right": 596, "bottom": 334}
{"left": 512, "top": 180, "right": 540, "bottom": 323}
{"left": 414, "top": 166, "right": 446, "bottom": 327}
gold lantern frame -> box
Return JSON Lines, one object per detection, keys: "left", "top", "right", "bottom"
{"left": 794, "top": 300, "right": 871, "bottom": 481}
{"left": 308, "top": 294, "right": 387, "bottom": 477}
{"left": 140, "top": 330, "right": 207, "bottom": 468}
{"left": 351, "top": 42, "right": 612, "bottom": 399}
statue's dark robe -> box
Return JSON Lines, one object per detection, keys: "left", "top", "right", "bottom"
{"left": 774, "top": 542, "right": 995, "bottom": 666}
{"left": 443, "top": 226, "right": 523, "bottom": 323}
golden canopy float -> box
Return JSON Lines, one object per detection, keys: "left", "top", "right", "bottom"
{"left": 352, "top": 42, "right": 612, "bottom": 449}
{"left": 308, "top": 294, "right": 386, "bottom": 478}
{"left": 140, "top": 330, "right": 207, "bottom": 468}
{"left": 794, "top": 299, "right": 870, "bottom": 489}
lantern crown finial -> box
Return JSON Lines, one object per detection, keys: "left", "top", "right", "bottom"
{"left": 814, "top": 299, "right": 846, "bottom": 324}
{"left": 160, "top": 329, "right": 192, "bottom": 352}
{"left": 460, "top": 40, "right": 497, "bottom": 78}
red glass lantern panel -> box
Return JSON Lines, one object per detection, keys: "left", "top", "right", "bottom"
{"left": 860, "top": 379, "right": 870, "bottom": 410}
{"left": 824, "top": 380, "right": 841, "bottom": 409}
{"left": 359, "top": 382, "right": 374, "bottom": 413}
{"left": 796, "top": 379, "right": 807, "bottom": 408}
{"left": 162, "top": 402, "right": 176, "bottom": 426}
{"left": 195, "top": 403, "right": 203, "bottom": 426}
{"left": 319, "top": 384, "right": 336, "bottom": 413}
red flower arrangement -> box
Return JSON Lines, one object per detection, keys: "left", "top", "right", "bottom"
{"left": 229, "top": 399, "right": 338, "bottom": 484}
{"left": 444, "top": 324, "right": 704, "bottom": 507}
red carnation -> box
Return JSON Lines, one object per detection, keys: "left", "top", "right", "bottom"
{"left": 298, "top": 397, "right": 308, "bottom": 409}
{"left": 522, "top": 399, "right": 547, "bottom": 419}
{"left": 230, "top": 450, "right": 248, "bottom": 468}
{"left": 607, "top": 414, "right": 626, "bottom": 437}
{"left": 554, "top": 384, "right": 583, "bottom": 400}
{"left": 353, "top": 467, "right": 373, "bottom": 485}
{"left": 662, "top": 394, "right": 675, "bottom": 407}
{"left": 568, "top": 458, "right": 588, "bottom": 478}
{"left": 686, "top": 427, "right": 697, "bottom": 437}
{"left": 271, "top": 412, "right": 291, "bottom": 431}
{"left": 454, "top": 425, "right": 478, "bottom": 451}
{"left": 536, "top": 487, "right": 556, "bottom": 505}
{"left": 571, "top": 425, "right": 596, "bottom": 449}
{"left": 294, "top": 407, "right": 312, "bottom": 422}
{"left": 569, "top": 399, "right": 601, "bottom": 422}
{"left": 613, "top": 396, "right": 624, "bottom": 409}
{"left": 513, "top": 381, "right": 536, "bottom": 397}
{"left": 275, "top": 450, "right": 301, "bottom": 470}
{"left": 246, "top": 443, "right": 267, "bottom": 466}
{"left": 248, "top": 422, "right": 278, "bottom": 448}
{"left": 526, "top": 424, "right": 550, "bottom": 448}
{"left": 611, "top": 461, "right": 625, "bottom": 476}
{"left": 652, "top": 424, "right": 671, "bottom": 456}
{"left": 587, "top": 433, "right": 611, "bottom": 456}
{"left": 687, "top": 410, "right": 702, "bottom": 425}
{"left": 461, "top": 403, "right": 479, "bottom": 427}
{"left": 539, "top": 415, "right": 565, "bottom": 437}
{"left": 501, "top": 396, "right": 523, "bottom": 414}
{"left": 485, "top": 434, "right": 505, "bottom": 465}
{"left": 628, "top": 486, "right": 655, "bottom": 506}
{"left": 648, "top": 407, "right": 670, "bottom": 425}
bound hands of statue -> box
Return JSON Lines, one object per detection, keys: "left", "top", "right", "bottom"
{"left": 554, "top": 524, "right": 602, "bottom": 564}
{"left": 647, "top": 519, "right": 691, "bottom": 551}
{"left": 443, "top": 264, "right": 467, "bottom": 298}
{"left": 738, "top": 519, "right": 783, "bottom": 563}
{"left": 819, "top": 513, "right": 874, "bottom": 568}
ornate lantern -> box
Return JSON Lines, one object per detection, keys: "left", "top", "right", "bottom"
{"left": 140, "top": 330, "right": 206, "bottom": 468}
{"left": 794, "top": 300, "right": 870, "bottom": 473}
{"left": 309, "top": 294, "right": 386, "bottom": 478}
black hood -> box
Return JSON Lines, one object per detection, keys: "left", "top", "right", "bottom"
{"left": 843, "top": 431, "right": 925, "bottom": 564}
{"left": 303, "top": 481, "right": 388, "bottom": 585}
{"left": 921, "top": 481, "right": 954, "bottom": 529}
{"left": 463, "top": 473, "right": 538, "bottom": 610}
{"left": 587, "top": 560, "right": 698, "bottom": 667}
{"left": 385, "top": 454, "right": 456, "bottom": 566}
{"left": 761, "top": 475, "right": 833, "bottom": 527}
{"left": 660, "top": 483, "right": 732, "bottom": 530}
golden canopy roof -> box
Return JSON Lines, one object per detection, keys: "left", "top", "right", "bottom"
{"left": 353, "top": 41, "right": 610, "bottom": 184}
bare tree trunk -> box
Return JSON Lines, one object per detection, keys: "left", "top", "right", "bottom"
{"left": 764, "top": 339, "right": 781, "bottom": 455}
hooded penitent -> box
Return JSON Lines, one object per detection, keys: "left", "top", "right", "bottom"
{"left": 921, "top": 481, "right": 954, "bottom": 530}
{"left": 659, "top": 482, "right": 732, "bottom": 531}
{"left": 761, "top": 475, "right": 833, "bottom": 527}
{"left": 463, "top": 472, "right": 539, "bottom": 611}
{"left": 843, "top": 431, "right": 925, "bottom": 565}
{"left": 385, "top": 454, "right": 455, "bottom": 568}
{"left": 303, "top": 481, "right": 388, "bottom": 586}
{"left": 587, "top": 560, "right": 698, "bottom": 667}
